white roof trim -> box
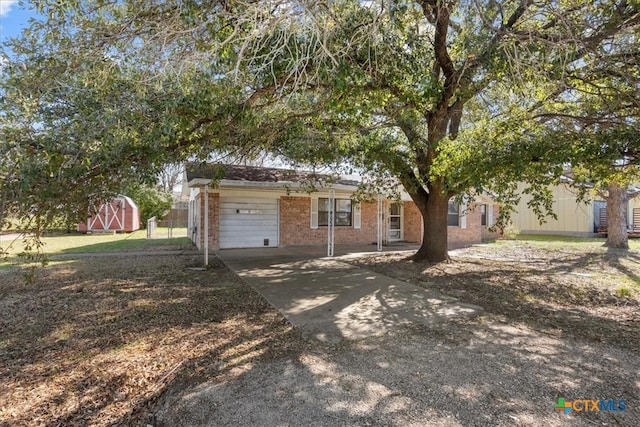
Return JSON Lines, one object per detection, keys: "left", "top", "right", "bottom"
{"left": 189, "top": 177, "right": 432, "bottom": 201}
{"left": 187, "top": 178, "right": 214, "bottom": 187}
{"left": 209, "top": 179, "right": 360, "bottom": 192}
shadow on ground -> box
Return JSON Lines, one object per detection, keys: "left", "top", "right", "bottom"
{"left": 0, "top": 254, "right": 296, "bottom": 426}
{"left": 351, "top": 248, "right": 640, "bottom": 351}
{"left": 224, "top": 256, "right": 481, "bottom": 342}
{"left": 152, "top": 317, "right": 639, "bottom": 427}
{"left": 3, "top": 246, "right": 638, "bottom": 427}
{"left": 150, "top": 248, "right": 639, "bottom": 427}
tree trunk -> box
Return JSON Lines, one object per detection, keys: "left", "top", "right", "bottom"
{"left": 410, "top": 189, "right": 450, "bottom": 262}
{"left": 604, "top": 182, "right": 629, "bottom": 249}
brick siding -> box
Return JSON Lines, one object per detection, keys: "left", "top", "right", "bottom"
{"left": 402, "top": 201, "right": 484, "bottom": 248}
{"left": 198, "top": 192, "right": 220, "bottom": 250}
{"left": 403, "top": 201, "right": 422, "bottom": 243}
{"left": 193, "top": 193, "right": 487, "bottom": 249}
{"left": 448, "top": 203, "right": 482, "bottom": 248}
{"left": 280, "top": 196, "right": 378, "bottom": 246}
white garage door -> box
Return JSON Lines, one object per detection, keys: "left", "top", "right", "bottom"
{"left": 219, "top": 198, "right": 279, "bottom": 248}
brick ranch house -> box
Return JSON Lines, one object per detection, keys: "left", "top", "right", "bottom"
{"left": 185, "top": 164, "right": 498, "bottom": 250}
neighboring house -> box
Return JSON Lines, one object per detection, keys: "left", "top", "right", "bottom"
{"left": 78, "top": 196, "right": 141, "bottom": 233}
{"left": 185, "top": 164, "right": 497, "bottom": 250}
{"left": 510, "top": 183, "right": 640, "bottom": 237}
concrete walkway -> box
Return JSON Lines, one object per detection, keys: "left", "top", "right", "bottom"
{"left": 218, "top": 245, "right": 483, "bottom": 342}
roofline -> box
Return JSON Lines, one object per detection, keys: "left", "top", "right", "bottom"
{"left": 189, "top": 178, "right": 360, "bottom": 192}
{"left": 187, "top": 178, "right": 214, "bottom": 187}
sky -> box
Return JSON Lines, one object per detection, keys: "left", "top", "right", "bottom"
{"left": 0, "top": 0, "right": 40, "bottom": 43}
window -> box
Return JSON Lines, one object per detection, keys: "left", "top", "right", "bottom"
{"left": 480, "top": 204, "right": 488, "bottom": 226}
{"left": 447, "top": 201, "right": 460, "bottom": 226}
{"left": 318, "top": 198, "right": 352, "bottom": 226}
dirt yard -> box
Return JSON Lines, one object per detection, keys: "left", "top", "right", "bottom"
{"left": 1, "top": 239, "right": 639, "bottom": 426}
{"left": 0, "top": 252, "right": 300, "bottom": 426}
{"left": 350, "top": 240, "right": 640, "bottom": 351}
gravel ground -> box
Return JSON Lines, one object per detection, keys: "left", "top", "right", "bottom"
{"left": 4, "top": 239, "right": 634, "bottom": 426}
{"left": 152, "top": 241, "right": 640, "bottom": 427}
{"left": 153, "top": 321, "right": 638, "bottom": 426}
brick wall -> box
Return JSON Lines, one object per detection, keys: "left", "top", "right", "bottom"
{"left": 403, "top": 201, "right": 422, "bottom": 243}
{"left": 402, "top": 200, "right": 483, "bottom": 248}
{"left": 194, "top": 193, "right": 487, "bottom": 249}
{"left": 198, "top": 192, "right": 220, "bottom": 250}
{"left": 448, "top": 203, "right": 482, "bottom": 248}
{"left": 280, "top": 196, "right": 378, "bottom": 246}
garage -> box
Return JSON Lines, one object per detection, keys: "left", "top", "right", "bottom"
{"left": 219, "top": 198, "right": 279, "bottom": 248}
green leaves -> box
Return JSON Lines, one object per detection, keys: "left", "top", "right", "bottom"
{"left": 2, "top": 0, "right": 639, "bottom": 259}
{"left": 125, "top": 184, "right": 172, "bottom": 226}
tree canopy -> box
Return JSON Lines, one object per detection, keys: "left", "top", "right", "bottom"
{"left": 2, "top": 0, "right": 639, "bottom": 260}
{"left": 463, "top": 4, "right": 640, "bottom": 247}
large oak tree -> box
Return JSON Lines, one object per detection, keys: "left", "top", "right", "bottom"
{"left": 2, "top": 1, "right": 639, "bottom": 261}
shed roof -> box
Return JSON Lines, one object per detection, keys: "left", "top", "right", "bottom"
{"left": 120, "top": 195, "right": 139, "bottom": 210}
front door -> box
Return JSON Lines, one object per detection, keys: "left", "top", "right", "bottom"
{"left": 388, "top": 203, "right": 402, "bottom": 241}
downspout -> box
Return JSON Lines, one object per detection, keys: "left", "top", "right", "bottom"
{"left": 204, "top": 184, "right": 209, "bottom": 266}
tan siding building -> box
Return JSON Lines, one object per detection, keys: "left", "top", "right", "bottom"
{"left": 511, "top": 183, "right": 640, "bottom": 237}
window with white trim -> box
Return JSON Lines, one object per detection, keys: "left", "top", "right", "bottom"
{"left": 480, "top": 204, "right": 488, "bottom": 226}
{"left": 318, "top": 198, "right": 352, "bottom": 226}
{"left": 447, "top": 201, "right": 460, "bottom": 226}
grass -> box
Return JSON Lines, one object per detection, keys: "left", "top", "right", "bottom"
{"left": 0, "top": 228, "right": 191, "bottom": 257}
{"left": 496, "top": 235, "right": 640, "bottom": 290}
{"left": 515, "top": 233, "right": 601, "bottom": 243}
{"left": 494, "top": 233, "right": 640, "bottom": 251}
{"left": 0, "top": 252, "right": 298, "bottom": 426}
{"left": 615, "top": 286, "right": 635, "bottom": 299}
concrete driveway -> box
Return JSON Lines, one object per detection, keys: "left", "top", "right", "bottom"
{"left": 218, "top": 245, "right": 483, "bottom": 342}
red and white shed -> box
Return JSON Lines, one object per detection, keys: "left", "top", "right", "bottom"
{"left": 78, "top": 196, "right": 141, "bottom": 233}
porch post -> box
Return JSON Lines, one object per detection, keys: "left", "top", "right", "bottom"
{"left": 204, "top": 184, "right": 209, "bottom": 266}
{"left": 377, "top": 194, "right": 383, "bottom": 251}
{"left": 327, "top": 188, "right": 335, "bottom": 257}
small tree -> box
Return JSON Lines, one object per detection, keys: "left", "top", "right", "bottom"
{"left": 158, "top": 163, "right": 184, "bottom": 194}
{"left": 125, "top": 185, "right": 172, "bottom": 227}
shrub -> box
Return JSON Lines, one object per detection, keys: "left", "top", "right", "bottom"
{"left": 126, "top": 185, "right": 172, "bottom": 227}
{"left": 502, "top": 224, "right": 520, "bottom": 240}
{"left": 614, "top": 287, "right": 634, "bottom": 299}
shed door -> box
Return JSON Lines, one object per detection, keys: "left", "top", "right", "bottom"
{"left": 219, "top": 198, "right": 279, "bottom": 248}
{"left": 87, "top": 198, "right": 125, "bottom": 231}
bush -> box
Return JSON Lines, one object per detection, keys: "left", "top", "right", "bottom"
{"left": 126, "top": 185, "right": 172, "bottom": 227}
{"left": 615, "top": 287, "right": 634, "bottom": 299}
{"left": 502, "top": 224, "right": 520, "bottom": 240}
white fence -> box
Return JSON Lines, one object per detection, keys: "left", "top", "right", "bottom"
{"left": 146, "top": 216, "right": 157, "bottom": 239}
